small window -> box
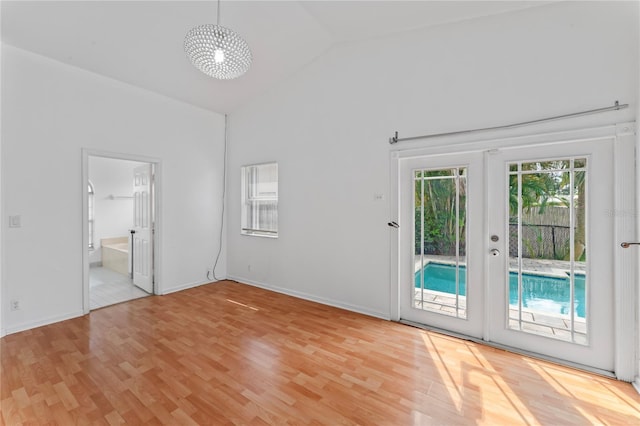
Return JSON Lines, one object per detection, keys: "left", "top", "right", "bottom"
{"left": 88, "top": 181, "right": 95, "bottom": 249}
{"left": 241, "top": 162, "right": 278, "bottom": 237}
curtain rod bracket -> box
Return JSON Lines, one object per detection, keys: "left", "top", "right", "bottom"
{"left": 389, "top": 131, "right": 398, "bottom": 144}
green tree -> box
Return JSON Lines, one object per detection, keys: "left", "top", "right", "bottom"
{"left": 415, "top": 169, "right": 466, "bottom": 256}
{"left": 509, "top": 160, "right": 585, "bottom": 261}
{"left": 509, "top": 162, "right": 560, "bottom": 216}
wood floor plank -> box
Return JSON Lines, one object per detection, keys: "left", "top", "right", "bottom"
{"left": 1, "top": 280, "right": 639, "bottom": 425}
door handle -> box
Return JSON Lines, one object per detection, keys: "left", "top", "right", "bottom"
{"left": 621, "top": 242, "right": 640, "bottom": 248}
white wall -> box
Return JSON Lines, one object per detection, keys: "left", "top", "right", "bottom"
{"left": 226, "top": 2, "right": 638, "bottom": 319}
{"left": 88, "top": 157, "right": 146, "bottom": 265}
{"left": 0, "top": 5, "right": 3, "bottom": 337}
{"left": 2, "top": 45, "right": 226, "bottom": 333}
{"left": 636, "top": 1, "right": 640, "bottom": 393}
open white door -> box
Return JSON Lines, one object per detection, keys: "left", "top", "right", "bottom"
{"left": 132, "top": 164, "right": 153, "bottom": 293}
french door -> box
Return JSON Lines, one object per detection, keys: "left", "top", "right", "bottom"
{"left": 486, "top": 139, "right": 614, "bottom": 370}
{"left": 399, "top": 152, "right": 485, "bottom": 338}
{"left": 399, "top": 137, "right": 616, "bottom": 371}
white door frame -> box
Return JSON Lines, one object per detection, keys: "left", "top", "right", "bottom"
{"left": 389, "top": 123, "right": 636, "bottom": 380}
{"left": 81, "top": 149, "right": 163, "bottom": 313}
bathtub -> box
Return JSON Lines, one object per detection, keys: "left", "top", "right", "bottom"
{"left": 101, "top": 236, "right": 130, "bottom": 276}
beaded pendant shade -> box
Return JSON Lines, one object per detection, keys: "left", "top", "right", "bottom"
{"left": 184, "top": 1, "right": 252, "bottom": 80}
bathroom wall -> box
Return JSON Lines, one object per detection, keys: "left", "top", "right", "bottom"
{"left": 88, "top": 156, "right": 146, "bottom": 266}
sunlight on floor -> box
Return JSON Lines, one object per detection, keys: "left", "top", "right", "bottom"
{"left": 525, "top": 358, "right": 640, "bottom": 423}
{"left": 417, "top": 328, "right": 640, "bottom": 424}
{"left": 420, "top": 332, "right": 464, "bottom": 412}
{"left": 465, "top": 343, "right": 536, "bottom": 423}
{"left": 226, "top": 298, "right": 259, "bottom": 311}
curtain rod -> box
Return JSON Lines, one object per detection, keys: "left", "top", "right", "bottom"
{"left": 388, "top": 101, "right": 628, "bottom": 144}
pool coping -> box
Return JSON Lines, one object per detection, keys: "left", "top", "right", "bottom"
{"left": 412, "top": 255, "right": 589, "bottom": 344}
{"left": 415, "top": 257, "right": 586, "bottom": 279}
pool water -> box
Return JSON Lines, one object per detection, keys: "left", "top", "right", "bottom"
{"left": 414, "top": 262, "right": 585, "bottom": 318}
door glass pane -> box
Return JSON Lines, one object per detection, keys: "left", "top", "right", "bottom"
{"left": 413, "top": 167, "right": 467, "bottom": 318}
{"left": 507, "top": 159, "right": 587, "bottom": 344}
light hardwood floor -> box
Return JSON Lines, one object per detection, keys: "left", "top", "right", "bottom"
{"left": 1, "top": 281, "right": 639, "bottom": 425}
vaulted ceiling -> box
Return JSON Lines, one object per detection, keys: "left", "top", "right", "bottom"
{"left": 2, "top": 1, "right": 552, "bottom": 113}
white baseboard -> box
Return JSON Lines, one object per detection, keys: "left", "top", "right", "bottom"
{"left": 227, "top": 275, "right": 390, "bottom": 321}
{"left": 4, "top": 310, "right": 85, "bottom": 335}
{"left": 160, "top": 277, "right": 225, "bottom": 295}
{"left": 2, "top": 277, "right": 388, "bottom": 335}
{"left": 633, "top": 376, "right": 640, "bottom": 395}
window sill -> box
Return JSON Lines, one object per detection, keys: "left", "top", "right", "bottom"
{"left": 241, "top": 230, "right": 278, "bottom": 239}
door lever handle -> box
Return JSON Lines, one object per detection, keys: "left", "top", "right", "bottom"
{"left": 621, "top": 242, "right": 640, "bottom": 248}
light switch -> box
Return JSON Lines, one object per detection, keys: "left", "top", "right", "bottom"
{"left": 9, "top": 215, "right": 21, "bottom": 228}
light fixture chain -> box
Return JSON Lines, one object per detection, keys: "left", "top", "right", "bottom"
{"left": 216, "top": 0, "right": 220, "bottom": 26}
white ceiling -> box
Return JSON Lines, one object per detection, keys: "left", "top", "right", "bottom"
{"left": 2, "top": 1, "right": 551, "bottom": 114}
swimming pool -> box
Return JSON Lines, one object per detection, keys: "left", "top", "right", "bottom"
{"left": 414, "top": 262, "right": 585, "bottom": 318}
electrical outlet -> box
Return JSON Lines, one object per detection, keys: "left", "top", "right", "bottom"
{"left": 10, "top": 299, "right": 20, "bottom": 311}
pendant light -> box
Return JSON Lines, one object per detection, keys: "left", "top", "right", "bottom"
{"left": 184, "top": 0, "right": 252, "bottom": 80}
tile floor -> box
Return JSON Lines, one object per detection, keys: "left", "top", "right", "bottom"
{"left": 90, "top": 266, "right": 150, "bottom": 310}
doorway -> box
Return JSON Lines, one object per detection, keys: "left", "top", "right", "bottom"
{"left": 393, "top": 126, "right": 636, "bottom": 379}
{"left": 83, "top": 152, "right": 158, "bottom": 310}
